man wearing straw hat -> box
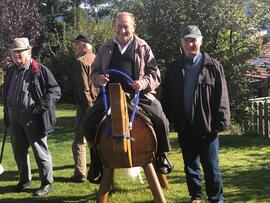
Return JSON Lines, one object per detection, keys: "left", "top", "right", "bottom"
{"left": 3, "top": 37, "right": 61, "bottom": 196}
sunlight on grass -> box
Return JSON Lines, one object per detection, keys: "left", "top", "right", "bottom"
{"left": 0, "top": 105, "right": 270, "bottom": 202}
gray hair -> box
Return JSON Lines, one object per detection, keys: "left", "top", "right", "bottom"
{"left": 114, "top": 12, "right": 136, "bottom": 25}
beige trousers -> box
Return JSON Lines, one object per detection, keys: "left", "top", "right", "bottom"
{"left": 72, "top": 108, "right": 89, "bottom": 177}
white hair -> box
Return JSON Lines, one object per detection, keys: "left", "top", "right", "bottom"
{"left": 197, "top": 36, "right": 203, "bottom": 43}
{"left": 114, "top": 11, "right": 136, "bottom": 25}
{"left": 85, "top": 42, "right": 92, "bottom": 51}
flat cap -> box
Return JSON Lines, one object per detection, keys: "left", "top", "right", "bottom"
{"left": 180, "top": 25, "right": 202, "bottom": 39}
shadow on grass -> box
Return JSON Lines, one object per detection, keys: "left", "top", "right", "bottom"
{"left": 220, "top": 134, "right": 270, "bottom": 201}
{"left": 169, "top": 134, "right": 270, "bottom": 202}
{"left": 220, "top": 134, "right": 270, "bottom": 149}
{"left": 0, "top": 165, "right": 74, "bottom": 179}
{"left": 1, "top": 114, "right": 270, "bottom": 202}
{"left": 170, "top": 133, "right": 270, "bottom": 150}
{"left": 0, "top": 116, "right": 76, "bottom": 143}
{"left": 169, "top": 132, "right": 179, "bottom": 149}
{"left": 223, "top": 166, "right": 270, "bottom": 201}
{"left": 0, "top": 164, "right": 76, "bottom": 193}
{"left": 0, "top": 195, "right": 95, "bottom": 203}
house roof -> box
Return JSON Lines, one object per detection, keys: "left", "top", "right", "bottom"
{"left": 247, "top": 40, "right": 270, "bottom": 79}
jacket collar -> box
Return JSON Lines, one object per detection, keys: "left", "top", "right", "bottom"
{"left": 201, "top": 52, "right": 215, "bottom": 66}
{"left": 104, "top": 35, "right": 147, "bottom": 50}
{"left": 177, "top": 51, "right": 215, "bottom": 68}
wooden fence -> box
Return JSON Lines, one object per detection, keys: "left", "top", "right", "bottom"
{"left": 250, "top": 97, "right": 270, "bottom": 138}
{"left": 0, "top": 69, "right": 4, "bottom": 86}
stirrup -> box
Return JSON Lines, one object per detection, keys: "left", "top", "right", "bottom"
{"left": 155, "top": 153, "right": 173, "bottom": 174}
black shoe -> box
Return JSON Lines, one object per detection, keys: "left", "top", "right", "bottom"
{"left": 35, "top": 184, "right": 51, "bottom": 197}
{"left": 155, "top": 153, "right": 173, "bottom": 174}
{"left": 13, "top": 181, "right": 31, "bottom": 192}
{"left": 190, "top": 197, "right": 204, "bottom": 203}
{"left": 70, "top": 175, "right": 86, "bottom": 183}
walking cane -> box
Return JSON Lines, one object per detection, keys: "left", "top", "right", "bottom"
{"left": 0, "top": 127, "right": 8, "bottom": 175}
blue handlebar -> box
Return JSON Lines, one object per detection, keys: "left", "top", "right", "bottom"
{"left": 106, "top": 68, "right": 134, "bottom": 84}
{"left": 102, "top": 68, "right": 140, "bottom": 137}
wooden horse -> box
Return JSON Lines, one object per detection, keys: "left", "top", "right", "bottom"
{"left": 94, "top": 71, "right": 169, "bottom": 203}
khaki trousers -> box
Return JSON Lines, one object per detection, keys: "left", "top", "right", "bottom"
{"left": 72, "top": 108, "right": 89, "bottom": 177}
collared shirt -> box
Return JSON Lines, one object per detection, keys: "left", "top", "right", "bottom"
{"left": 78, "top": 50, "right": 92, "bottom": 57}
{"left": 113, "top": 36, "right": 134, "bottom": 54}
{"left": 7, "top": 59, "right": 35, "bottom": 108}
{"left": 183, "top": 52, "right": 203, "bottom": 121}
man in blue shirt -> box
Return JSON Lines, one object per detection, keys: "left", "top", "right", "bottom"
{"left": 163, "top": 25, "right": 230, "bottom": 203}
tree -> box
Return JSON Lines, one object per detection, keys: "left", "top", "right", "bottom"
{"left": 115, "top": 0, "right": 269, "bottom": 128}
{"left": 0, "top": 0, "right": 44, "bottom": 65}
{"left": 37, "top": 0, "right": 115, "bottom": 102}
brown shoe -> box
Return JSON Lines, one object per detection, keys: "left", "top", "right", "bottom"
{"left": 190, "top": 200, "right": 204, "bottom": 203}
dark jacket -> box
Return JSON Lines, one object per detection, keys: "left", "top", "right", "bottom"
{"left": 3, "top": 59, "right": 61, "bottom": 134}
{"left": 162, "top": 52, "right": 230, "bottom": 138}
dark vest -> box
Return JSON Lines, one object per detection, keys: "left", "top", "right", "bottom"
{"left": 109, "top": 40, "right": 137, "bottom": 93}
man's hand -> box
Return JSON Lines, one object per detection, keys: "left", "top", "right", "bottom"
{"left": 130, "top": 80, "right": 143, "bottom": 92}
{"left": 215, "top": 130, "right": 221, "bottom": 134}
{"left": 33, "top": 105, "right": 42, "bottom": 114}
{"left": 97, "top": 74, "right": 110, "bottom": 86}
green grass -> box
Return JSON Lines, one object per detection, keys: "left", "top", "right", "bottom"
{"left": 0, "top": 105, "right": 270, "bottom": 202}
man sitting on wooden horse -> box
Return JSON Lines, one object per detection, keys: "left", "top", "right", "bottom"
{"left": 85, "top": 11, "right": 172, "bottom": 181}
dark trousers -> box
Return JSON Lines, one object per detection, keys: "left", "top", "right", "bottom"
{"left": 138, "top": 97, "right": 170, "bottom": 153}
{"left": 84, "top": 94, "right": 170, "bottom": 153}
{"left": 179, "top": 134, "right": 223, "bottom": 203}
{"left": 84, "top": 95, "right": 105, "bottom": 143}
{"left": 8, "top": 107, "right": 53, "bottom": 185}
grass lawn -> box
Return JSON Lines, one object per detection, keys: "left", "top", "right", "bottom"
{"left": 0, "top": 105, "right": 270, "bottom": 202}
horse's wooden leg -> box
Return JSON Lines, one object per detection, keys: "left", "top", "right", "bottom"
{"left": 157, "top": 173, "right": 170, "bottom": 190}
{"left": 96, "top": 168, "right": 115, "bottom": 203}
{"left": 143, "top": 163, "right": 166, "bottom": 203}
